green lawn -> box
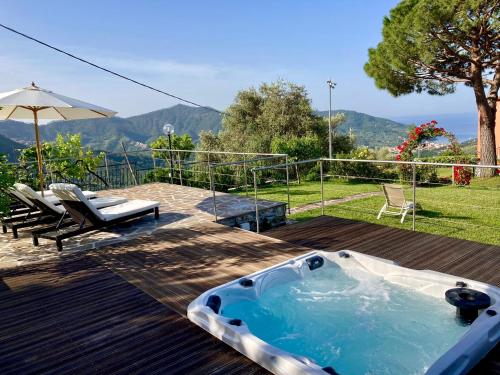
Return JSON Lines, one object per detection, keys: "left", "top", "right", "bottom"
{"left": 234, "top": 177, "right": 500, "bottom": 245}
{"left": 240, "top": 180, "right": 380, "bottom": 208}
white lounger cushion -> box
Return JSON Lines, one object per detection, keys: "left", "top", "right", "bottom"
{"left": 36, "top": 190, "right": 54, "bottom": 196}
{"left": 8, "top": 187, "right": 36, "bottom": 208}
{"left": 87, "top": 196, "right": 129, "bottom": 209}
{"left": 50, "top": 183, "right": 159, "bottom": 222}
{"left": 15, "top": 183, "right": 65, "bottom": 214}
{"left": 44, "top": 190, "right": 97, "bottom": 205}
{"left": 15, "top": 183, "right": 127, "bottom": 215}
{"left": 98, "top": 200, "right": 159, "bottom": 221}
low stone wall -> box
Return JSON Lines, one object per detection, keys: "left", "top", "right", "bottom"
{"left": 217, "top": 203, "right": 287, "bottom": 232}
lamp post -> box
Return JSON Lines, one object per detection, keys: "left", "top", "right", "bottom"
{"left": 163, "top": 123, "right": 175, "bottom": 184}
{"left": 327, "top": 79, "right": 336, "bottom": 159}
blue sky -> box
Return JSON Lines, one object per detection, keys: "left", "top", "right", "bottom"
{"left": 1, "top": 0, "right": 476, "bottom": 119}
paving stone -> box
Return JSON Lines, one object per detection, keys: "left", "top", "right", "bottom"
{"left": 0, "top": 183, "right": 279, "bottom": 269}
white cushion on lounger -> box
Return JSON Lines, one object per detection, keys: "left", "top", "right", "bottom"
{"left": 50, "top": 183, "right": 159, "bottom": 222}
{"left": 15, "top": 183, "right": 65, "bottom": 215}
{"left": 16, "top": 183, "right": 120, "bottom": 215}
{"left": 8, "top": 187, "right": 36, "bottom": 208}
{"left": 44, "top": 190, "right": 97, "bottom": 205}
{"left": 36, "top": 190, "right": 54, "bottom": 196}
{"left": 88, "top": 196, "right": 128, "bottom": 209}
{"left": 98, "top": 200, "right": 159, "bottom": 221}
{"left": 50, "top": 183, "right": 105, "bottom": 220}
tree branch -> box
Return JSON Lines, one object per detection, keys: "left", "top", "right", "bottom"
{"left": 486, "top": 62, "right": 500, "bottom": 110}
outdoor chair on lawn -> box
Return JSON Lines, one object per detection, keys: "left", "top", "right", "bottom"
{"left": 5, "top": 183, "right": 126, "bottom": 239}
{"left": 32, "top": 183, "right": 160, "bottom": 251}
{"left": 377, "top": 183, "right": 414, "bottom": 224}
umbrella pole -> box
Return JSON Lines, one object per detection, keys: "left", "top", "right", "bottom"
{"left": 33, "top": 109, "right": 45, "bottom": 197}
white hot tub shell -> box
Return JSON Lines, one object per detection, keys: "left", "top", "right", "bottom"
{"left": 187, "top": 250, "right": 500, "bottom": 375}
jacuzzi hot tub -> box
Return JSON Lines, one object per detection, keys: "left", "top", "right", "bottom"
{"left": 187, "top": 251, "right": 500, "bottom": 375}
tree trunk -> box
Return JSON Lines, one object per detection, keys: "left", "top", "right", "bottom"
{"left": 477, "top": 100, "right": 497, "bottom": 177}
{"left": 471, "top": 59, "right": 497, "bottom": 177}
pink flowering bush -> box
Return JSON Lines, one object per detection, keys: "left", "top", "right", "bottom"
{"left": 395, "top": 121, "right": 471, "bottom": 185}
{"left": 396, "top": 121, "right": 449, "bottom": 161}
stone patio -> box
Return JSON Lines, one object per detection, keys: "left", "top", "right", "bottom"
{"left": 0, "top": 183, "right": 284, "bottom": 269}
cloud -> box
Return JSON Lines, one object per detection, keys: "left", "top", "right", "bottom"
{"left": 94, "top": 56, "right": 222, "bottom": 79}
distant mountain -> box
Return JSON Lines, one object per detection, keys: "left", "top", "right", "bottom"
{"left": 389, "top": 113, "right": 477, "bottom": 142}
{"left": 316, "top": 110, "right": 409, "bottom": 148}
{"left": 0, "top": 133, "right": 24, "bottom": 161}
{"left": 0, "top": 105, "right": 410, "bottom": 152}
{"left": 0, "top": 104, "right": 222, "bottom": 153}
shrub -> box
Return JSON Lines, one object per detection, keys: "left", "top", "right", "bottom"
{"left": 0, "top": 154, "right": 15, "bottom": 215}
{"left": 329, "top": 147, "right": 397, "bottom": 181}
{"left": 17, "top": 134, "right": 105, "bottom": 188}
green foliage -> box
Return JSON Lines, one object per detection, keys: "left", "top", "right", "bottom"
{"left": 17, "top": 134, "right": 105, "bottom": 187}
{"left": 365, "top": 0, "right": 498, "bottom": 166}
{"left": 150, "top": 133, "right": 195, "bottom": 160}
{"left": 424, "top": 154, "right": 478, "bottom": 164}
{"left": 146, "top": 134, "right": 196, "bottom": 185}
{"left": 331, "top": 135, "right": 356, "bottom": 155}
{"left": 0, "top": 154, "right": 15, "bottom": 215}
{"left": 330, "top": 112, "right": 346, "bottom": 130}
{"left": 395, "top": 122, "right": 468, "bottom": 182}
{"left": 206, "top": 80, "right": 325, "bottom": 154}
{"left": 330, "top": 148, "right": 398, "bottom": 180}
{"left": 365, "top": 0, "right": 498, "bottom": 96}
{"left": 271, "top": 136, "right": 323, "bottom": 161}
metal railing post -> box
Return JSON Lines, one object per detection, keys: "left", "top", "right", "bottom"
{"left": 412, "top": 163, "right": 416, "bottom": 231}
{"left": 151, "top": 151, "right": 157, "bottom": 182}
{"left": 104, "top": 152, "right": 110, "bottom": 187}
{"left": 253, "top": 170, "right": 260, "bottom": 233}
{"left": 320, "top": 159, "right": 324, "bottom": 215}
{"left": 285, "top": 155, "right": 291, "bottom": 214}
{"left": 177, "top": 152, "right": 183, "bottom": 186}
{"left": 209, "top": 163, "right": 217, "bottom": 222}
{"left": 207, "top": 152, "right": 211, "bottom": 189}
{"left": 121, "top": 142, "right": 138, "bottom": 186}
{"left": 243, "top": 155, "right": 248, "bottom": 197}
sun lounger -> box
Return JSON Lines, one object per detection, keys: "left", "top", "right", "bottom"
{"left": 1, "top": 187, "right": 47, "bottom": 235}
{"left": 3, "top": 183, "right": 126, "bottom": 238}
{"left": 377, "top": 183, "right": 414, "bottom": 223}
{"left": 33, "top": 183, "right": 160, "bottom": 251}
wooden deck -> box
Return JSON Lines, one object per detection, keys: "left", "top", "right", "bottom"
{"left": 0, "top": 255, "right": 268, "bottom": 375}
{"left": 267, "top": 216, "right": 500, "bottom": 287}
{"left": 93, "top": 221, "right": 308, "bottom": 316}
{"left": 1, "top": 215, "right": 499, "bottom": 374}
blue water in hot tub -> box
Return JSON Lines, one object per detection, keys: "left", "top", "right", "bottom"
{"left": 221, "top": 263, "right": 468, "bottom": 375}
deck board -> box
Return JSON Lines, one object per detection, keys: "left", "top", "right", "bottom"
{"left": 0, "top": 256, "right": 268, "bottom": 375}
{"left": 93, "top": 222, "right": 307, "bottom": 316}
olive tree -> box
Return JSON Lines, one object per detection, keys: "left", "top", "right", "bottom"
{"left": 208, "top": 80, "right": 326, "bottom": 154}
{"left": 365, "top": 0, "right": 499, "bottom": 175}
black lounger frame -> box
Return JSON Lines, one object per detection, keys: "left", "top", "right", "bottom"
{"left": 32, "top": 199, "right": 159, "bottom": 251}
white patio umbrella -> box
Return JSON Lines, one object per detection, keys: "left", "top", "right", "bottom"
{"left": 0, "top": 82, "right": 116, "bottom": 195}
